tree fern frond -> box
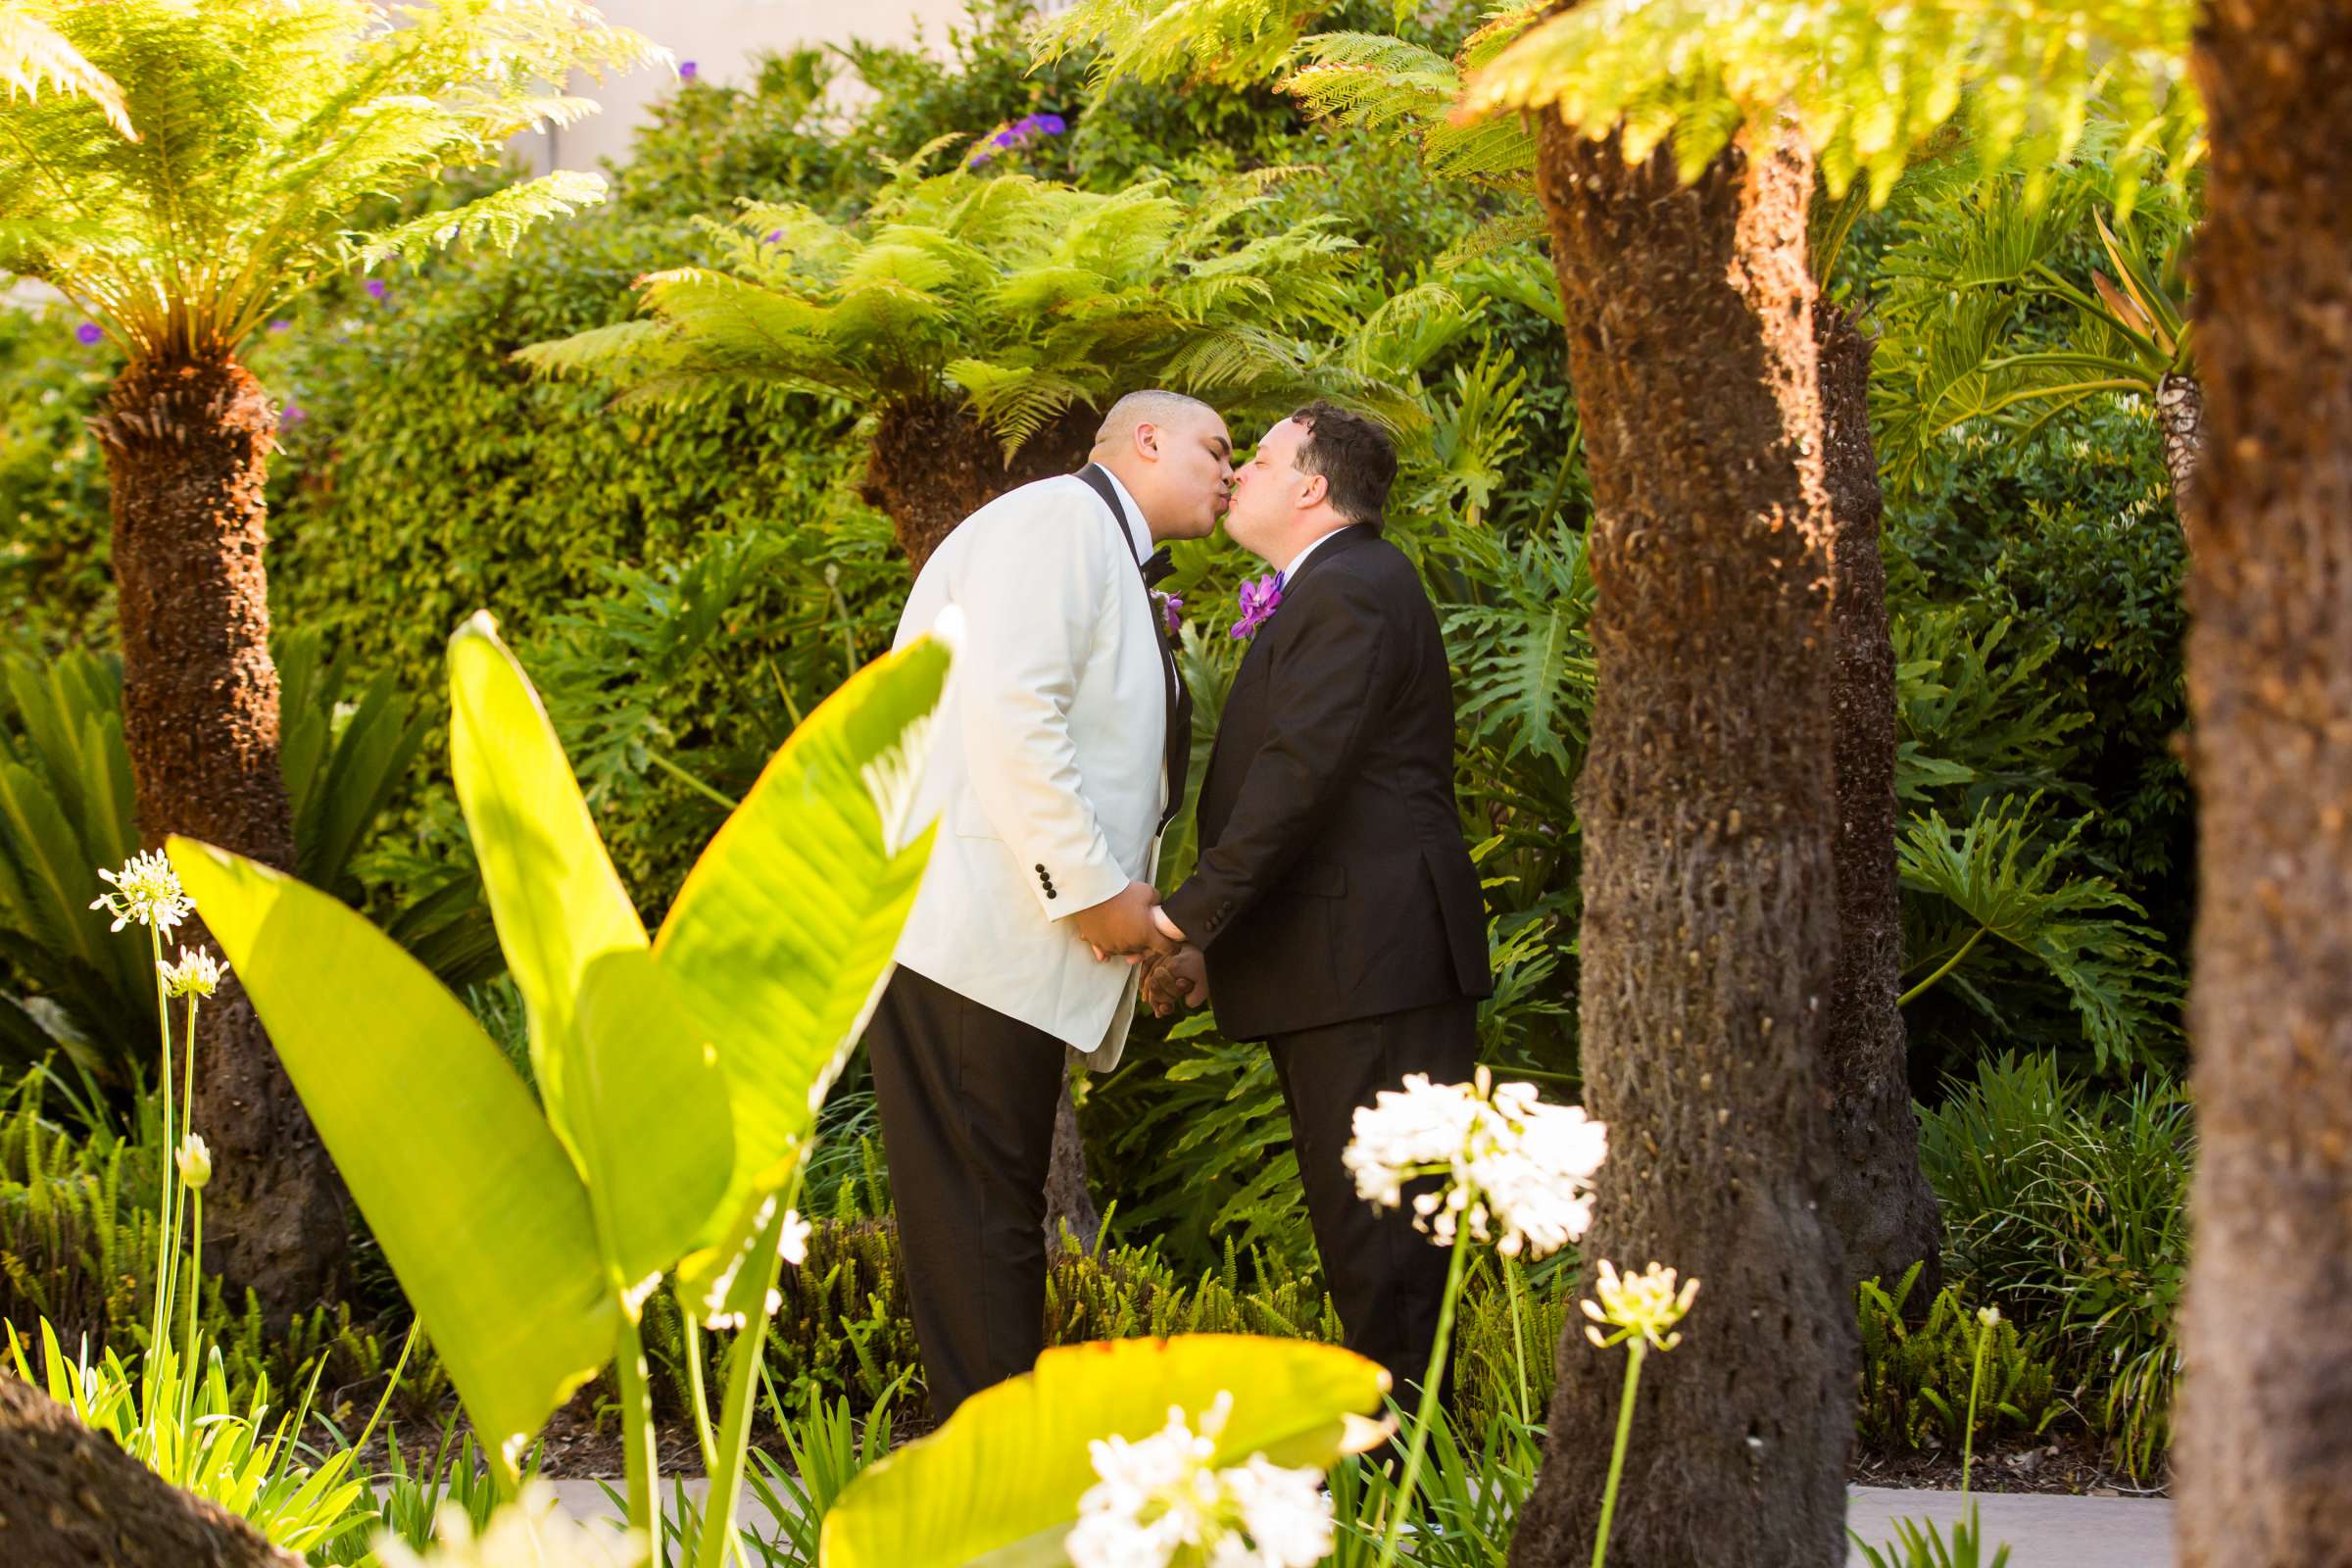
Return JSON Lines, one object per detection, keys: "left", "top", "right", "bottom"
{"left": 1435, "top": 212, "right": 1546, "bottom": 267}
{"left": 0, "top": 2, "right": 134, "bottom": 136}
{"left": 1460, "top": 0, "right": 2199, "bottom": 209}
{"left": 1033, "top": 0, "right": 1338, "bottom": 89}
{"left": 0, "top": 0, "right": 661, "bottom": 358}
{"left": 353, "top": 170, "right": 606, "bottom": 270}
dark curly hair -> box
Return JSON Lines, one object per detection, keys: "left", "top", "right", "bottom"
{"left": 1291, "top": 400, "right": 1397, "bottom": 529}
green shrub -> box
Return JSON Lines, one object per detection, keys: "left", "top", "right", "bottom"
{"left": 1918, "top": 1052, "right": 2188, "bottom": 1474}
{"left": 1855, "top": 1267, "right": 2064, "bottom": 1453}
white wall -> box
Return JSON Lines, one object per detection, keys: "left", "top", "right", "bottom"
{"left": 522, "top": 0, "right": 1034, "bottom": 176}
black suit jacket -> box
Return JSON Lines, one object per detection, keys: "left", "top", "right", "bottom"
{"left": 1161, "top": 525, "right": 1492, "bottom": 1040}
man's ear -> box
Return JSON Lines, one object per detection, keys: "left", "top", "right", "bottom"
{"left": 1133, "top": 420, "right": 1161, "bottom": 460}
{"left": 1298, "top": 470, "right": 1328, "bottom": 509}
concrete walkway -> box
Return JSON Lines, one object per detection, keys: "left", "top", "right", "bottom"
{"left": 532, "top": 1479, "right": 2175, "bottom": 1567}
{"left": 1846, "top": 1489, "right": 2174, "bottom": 1567}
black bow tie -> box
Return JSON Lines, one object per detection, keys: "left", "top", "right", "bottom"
{"left": 1139, "top": 547, "right": 1174, "bottom": 588}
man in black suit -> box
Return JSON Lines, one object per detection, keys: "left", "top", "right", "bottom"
{"left": 1144, "top": 401, "right": 1492, "bottom": 1395}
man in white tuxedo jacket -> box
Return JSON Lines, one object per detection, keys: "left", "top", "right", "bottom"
{"left": 867, "top": 389, "right": 1233, "bottom": 1416}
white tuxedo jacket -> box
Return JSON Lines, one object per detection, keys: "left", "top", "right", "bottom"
{"left": 890, "top": 469, "right": 1170, "bottom": 1070}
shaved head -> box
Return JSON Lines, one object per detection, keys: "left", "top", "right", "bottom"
{"left": 1093, "top": 389, "right": 1219, "bottom": 454}
{"left": 1089, "top": 388, "right": 1233, "bottom": 544}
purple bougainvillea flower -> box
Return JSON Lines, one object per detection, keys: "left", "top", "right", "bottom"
{"left": 1033, "top": 113, "right": 1067, "bottom": 135}
{"left": 1231, "top": 573, "right": 1283, "bottom": 639}
{"left": 74, "top": 321, "right": 105, "bottom": 346}
{"left": 764, "top": 228, "right": 783, "bottom": 243}
{"left": 1156, "top": 591, "right": 1184, "bottom": 637}
{"left": 968, "top": 148, "right": 996, "bottom": 168}
{"left": 268, "top": 318, "right": 292, "bottom": 333}
{"left": 280, "top": 401, "right": 308, "bottom": 428}
{"left": 364, "top": 277, "right": 388, "bottom": 301}
{"left": 679, "top": 60, "right": 698, "bottom": 81}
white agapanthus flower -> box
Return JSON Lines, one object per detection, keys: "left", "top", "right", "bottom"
{"left": 175, "top": 1134, "right": 213, "bottom": 1191}
{"left": 1065, "top": 1392, "right": 1334, "bottom": 1568}
{"left": 1343, "top": 1066, "right": 1606, "bottom": 1258}
{"left": 1580, "top": 1259, "right": 1699, "bottom": 1351}
{"left": 373, "top": 1481, "right": 645, "bottom": 1568}
{"left": 90, "top": 850, "right": 193, "bottom": 937}
{"left": 158, "top": 946, "right": 224, "bottom": 999}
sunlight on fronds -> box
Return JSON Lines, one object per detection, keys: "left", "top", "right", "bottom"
{"left": 0, "top": 0, "right": 667, "bottom": 360}
{"left": 1, "top": 1, "right": 133, "bottom": 135}
{"left": 1032, "top": 0, "right": 1339, "bottom": 88}
{"left": 1459, "top": 0, "right": 2198, "bottom": 207}
{"left": 1289, "top": 28, "right": 1536, "bottom": 189}
{"left": 520, "top": 168, "right": 1410, "bottom": 460}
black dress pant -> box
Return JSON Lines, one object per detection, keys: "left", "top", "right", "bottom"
{"left": 1267, "top": 997, "right": 1480, "bottom": 1400}
{"left": 865, "top": 963, "right": 1066, "bottom": 1421}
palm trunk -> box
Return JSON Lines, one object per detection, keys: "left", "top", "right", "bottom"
{"left": 864, "top": 398, "right": 1108, "bottom": 1252}
{"left": 1817, "top": 302, "right": 1942, "bottom": 1299}
{"left": 2155, "top": 369, "right": 2205, "bottom": 530}
{"left": 92, "top": 352, "right": 345, "bottom": 1312}
{"left": 0, "top": 1373, "right": 303, "bottom": 1566}
{"left": 1509, "top": 120, "right": 1854, "bottom": 1568}
{"left": 2176, "top": 3, "right": 2352, "bottom": 1564}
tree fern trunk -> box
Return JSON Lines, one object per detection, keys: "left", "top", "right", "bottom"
{"left": 92, "top": 353, "right": 345, "bottom": 1314}
{"left": 2176, "top": 3, "right": 2352, "bottom": 1563}
{"left": 1817, "top": 302, "right": 1942, "bottom": 1300}
{"left": 860, "top": 399, "right": 1100, "bottom": 572}
{"left": 0, "top": 1366, "right": 303, "bottom": 1566}
{"left": 1509, "top": 120, "right": 1854, "bottom": 1568}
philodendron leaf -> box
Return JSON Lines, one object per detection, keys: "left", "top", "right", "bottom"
{"left": 658, "top": 633, "right": 950, "bottom": 1312}
{"left": 167, "top": 838, "right": 613, "bottom": 1474}
{"left": 448, "top": 611, "right": 646, "bottom": 1158}
{"left": 571, "top": 949, "right": 735, "bottom": 1312}
{"left": 819, "top": 1335, "right": 1392, "bottom": 1568}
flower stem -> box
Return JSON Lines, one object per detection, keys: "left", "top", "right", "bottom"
{"left": 614, "top": 1312, "right": 659, "bottom": 1541}
{"left": 147, "top": 926, "right": 176, "bottom": 1361}
{"left": 1590, "top": 1340, "right": 1646, "bottom": 1568}
{"left": 695, "top": 1206, "right": 795, "bottom": 1568}
{"left": 1961, "top": 1315, "right": 1991, "bottom": 1498}
{"left": 1503, "top": 1254, "right": 1531, "bottom": 1429}
{"left": 176, "top": 1189, "right": 202, "bottom": 1436}
{"left": 1376, "top": 1224, "right": 1472, "bottom": 1568}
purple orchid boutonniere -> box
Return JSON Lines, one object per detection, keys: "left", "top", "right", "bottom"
{"left": 1154, "top": 591, "right": 1184, "bottom": 638}
{"left": 1232, "top": 573, "right": 1283, "bottom": 639}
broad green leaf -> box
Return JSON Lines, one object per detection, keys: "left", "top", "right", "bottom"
{"left": 658, "top": 635, "right": 949, "bottom": 1307}
{"left": 820, "top": 1335, "right": 1391, "bottom": 1568}
{"left": 448, "top": 612, "right": 646, "bottom": 1156}
{"left": 168, "top": 838, "right": 614, "bottom": 1472}
{"left": 571, "top": 949, "right": 736, "bottom": 1312}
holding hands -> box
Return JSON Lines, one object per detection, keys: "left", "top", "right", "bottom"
{"left": 1139, "top": 944, "right": 1209, "bottom": 1017}
{"left": 1072, "top": 879, "right": 1180, "bottom": 960}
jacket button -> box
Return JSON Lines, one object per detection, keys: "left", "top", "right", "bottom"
{"left": 1046, "top": 888, "right": 1057, "bottom": 900}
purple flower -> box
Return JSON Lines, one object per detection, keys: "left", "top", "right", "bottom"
{"left": 1156, "top": 591, "right": 1184, "bottom": 637}
{"left": 678, "top": 60, "right": 698, "bottom": 81}
{"left": 364, "top": 277, "right": 388, "bottom": 301}
{"left": 764, "top": 228, "right": 783, "bottom": 243}
{"left": 1030, "top": 113, "right": 1067, "bottom": 136}
{"left": 1231, "top": 573, "right": 1283, "bottom": 639}
{"left": 268, "top": 318, "right": 292, "bottom": 333}
{"left": 74, "top": 321, "right": 104, "bottom": 346}
{"left": 280, "top": 401, "right": 308, "bottom": 428}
